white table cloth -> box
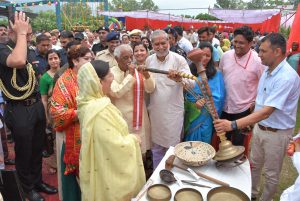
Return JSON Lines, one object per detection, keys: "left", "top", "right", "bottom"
{"left": 134, "top": 146, "right": 251, "bottom": 201}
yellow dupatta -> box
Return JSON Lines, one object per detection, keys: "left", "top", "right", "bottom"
{"left": 76, "top": 62, "right": 145, "bottom": 201}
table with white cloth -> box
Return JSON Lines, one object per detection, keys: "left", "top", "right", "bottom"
{"left": 134, "top": 146, "right": 251, "bottom": 201}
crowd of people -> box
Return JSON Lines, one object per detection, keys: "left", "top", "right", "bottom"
{"left": 0, "top": 11, "right": 300, "bottom": 201}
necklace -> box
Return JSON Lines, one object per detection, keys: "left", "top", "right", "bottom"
{"left": 234, "top": 51, "right": 252, "bottom": 69}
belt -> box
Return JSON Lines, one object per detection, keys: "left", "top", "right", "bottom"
{"left": 8, "top": 96, "right": 39, "bottom": 106}
{"left": 258, "top": 124, "right": 278, "bottom": 132}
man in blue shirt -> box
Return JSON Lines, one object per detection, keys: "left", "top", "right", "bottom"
{"left": 214, "top": 33, "right": 300, "bottom": 201}
{"left": 35, "top": 34, "right": 51, "bottom": 74}
{"left": 197, "top": 26, "right": 221, "bottom": 67}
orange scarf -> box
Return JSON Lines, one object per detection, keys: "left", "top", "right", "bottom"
{"left": 50, "top": 68, "right": 81, "bottom": 175}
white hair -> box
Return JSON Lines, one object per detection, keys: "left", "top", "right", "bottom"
{"left": 114, "top": 44, "right": 133, "bottom": 58}
{"left": 150, "top": 30, "right": 168, "bottom": 43}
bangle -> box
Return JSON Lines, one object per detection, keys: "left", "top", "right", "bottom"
{"left": 231, "top": 120, "right": 238, "bottom": 131}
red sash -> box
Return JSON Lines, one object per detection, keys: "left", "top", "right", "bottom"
{"left": 133, "top": 69, "right": 144, "bottom": 130}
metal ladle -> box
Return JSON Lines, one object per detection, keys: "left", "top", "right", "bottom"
{"left": 159, "top": 169, "right": 211, "bottom": 188}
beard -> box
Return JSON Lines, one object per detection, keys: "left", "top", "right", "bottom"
{"left": 0, "top": 35, "right": 8, "bottom": 43}
{"left": 155, "top": 49, "right": 169, "bottom": 57}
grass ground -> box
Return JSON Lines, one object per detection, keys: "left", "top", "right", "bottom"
{"left": 259, "top": 101, "right": 300, "bottom": 201}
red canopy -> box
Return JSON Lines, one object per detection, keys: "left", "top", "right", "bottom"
{"left": 125, "top": 13, "right": 280, "bottom": 33}
{"left": 287, "top": 4, "right": 300, "bottom": 52}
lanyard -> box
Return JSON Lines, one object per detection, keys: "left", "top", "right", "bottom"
{"left": 234, "top": 51, "right": 252, "bottom": 69}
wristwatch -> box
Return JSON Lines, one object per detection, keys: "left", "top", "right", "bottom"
{"left": 231, "top": 120, "right": 238, "bottom": 131}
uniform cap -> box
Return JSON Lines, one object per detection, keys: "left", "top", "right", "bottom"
{"left": 129, "top": 29, "right": 143, "bottom": 36}
{"left": 97, "top": 26, "right": 110, "bottom": 33}
{"left": 106, "top": 32, "right": 120, "bottom": 42}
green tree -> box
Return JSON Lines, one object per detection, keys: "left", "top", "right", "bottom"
{"left": 31, "top": 11, "right": 57, "bottom": 31}
{"left": 247, "top": 0, "right": 290, "bottom": 9}
{"left": 0, "top": 19, "right": 8, "bottom": 26}
{"left": 61, "top": 2, "right": 92, "bottom": 27}
{"left": 109, "top": 0, "right": 158, "bottom": 11}
{"left": 195, "top": 13, "right": 220, "bottom": 20}
{"left": 279, "top": 26, "right": 290, "bottom": 38}
{"left": 181, "top": 14, "right": 194, "bottom": 19}
{"left": 214, "top": 0, "right": 240, "bottom": 9}
{"left": 61, "top": 2, "right": 102, "bottom": 31}
{"left": 292, "top": 0, "right": 300, "bottom": 9}
{"left": 247, "top": 0, "right": 266, "bottom": 9}
{"left": 110, "top": 0, "right": 140, "bottom": 11}
{"left": 140, "top": 0, "right": 158, "bottom": 11}
{"left": 214, "top": 0, "right": 247, "bottom": 9}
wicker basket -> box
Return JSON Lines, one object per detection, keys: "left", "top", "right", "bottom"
{"left": 174, "top": 141, "right": 216, "bottom": 166}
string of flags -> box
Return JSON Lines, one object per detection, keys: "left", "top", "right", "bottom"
{"left": 8, "top": 1, "right": 58, "bottom": 7}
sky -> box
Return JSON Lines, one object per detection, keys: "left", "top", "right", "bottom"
{"left": 152, "top": 0, "right": 217, "bottom": 16}
{"left": 6, "top": 0, "right": 217, "bottom": 17}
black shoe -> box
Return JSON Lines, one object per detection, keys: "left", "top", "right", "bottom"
{"left": 35, "top": 182, "right": 58, "bottom": 194}
{"left": 42, "top": 150, "right": 51, "bottom": 158}
{"left": 4, "top": 159, "right": 15, "bottom": 165}
{"left": 27, "top": 190, "right": 45, "bottom": 201}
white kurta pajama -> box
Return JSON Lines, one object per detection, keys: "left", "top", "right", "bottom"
{"left": 109, "top": 66, "right": 155, "bottom": 154}
{"left": 146, "top": 51, "right": 193, "bottom": 167}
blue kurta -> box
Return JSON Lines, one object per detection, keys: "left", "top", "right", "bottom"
{"left": 287, "top": 53, "right": 300, "bottom": 73}
{"left": 184, "top": 70, "right": 225, "bottom": 143}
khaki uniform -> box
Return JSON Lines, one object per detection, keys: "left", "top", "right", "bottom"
{"left": 95, "top": 49, "right": 118, "bottom": 68}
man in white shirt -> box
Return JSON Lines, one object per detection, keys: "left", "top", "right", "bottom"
{"left": 173, "top": 26, "right": 193, "bottom": 55}
{"left": 146, "top": 30, "right": 193, "bottom": 168}
{"left": 208, "top": 27, "right": 223, "bottom": 58}
{"left": 215, "top": 33, "right": 300, "bottom": 201}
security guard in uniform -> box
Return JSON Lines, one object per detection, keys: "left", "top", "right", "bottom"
{"left": 0, "top": 12, "right": 57, "bottom": 201}
{"left": 128, "top": 29, "right": 143, "bottom": 47}
{"left": 163, "top": 27, "right": 187, "bottom": 60}
{"left": 92, "top": 26, "right": 109, "bottom": 55}
{"left": 95, "top": 32, "right": 120, "bottom": 68}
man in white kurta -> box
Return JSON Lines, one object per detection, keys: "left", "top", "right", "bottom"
{"left": 146, "top": 30, "right": 193, "bottom": 168}
{"left": 109, "top": 44, "right": 155, "bottom": 154}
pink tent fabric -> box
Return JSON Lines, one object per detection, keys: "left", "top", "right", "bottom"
{"left": 99, "top": 10, "right": 281, "bottom": 32}
{"left": 98, "top": 11, "right": 210, "bottom": 22}
{"left": 281, "top": 12, "right": 296, "bottom": 28}
{"left": 208, "top": 9, "right": 280, "bottom": 24}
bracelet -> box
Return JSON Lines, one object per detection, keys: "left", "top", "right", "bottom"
{"left": 231, "top": 120, "right": 238, "bottom": 131}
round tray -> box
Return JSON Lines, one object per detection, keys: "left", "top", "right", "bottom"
{"left": 174, "top": 188, "right": 203, "bottom": 201}
{"left": 147, "top": 184, "right": 172, "bottom": 201}
{"left": 174, "top": 141, "right": 216, "bottom": 166}
{"left": 207, "top": 186, "right": 250, "bottom": 201}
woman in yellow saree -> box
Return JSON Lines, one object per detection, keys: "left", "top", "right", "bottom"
{"left": 76, "top": 60, "right": 145, "bottom": 201}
